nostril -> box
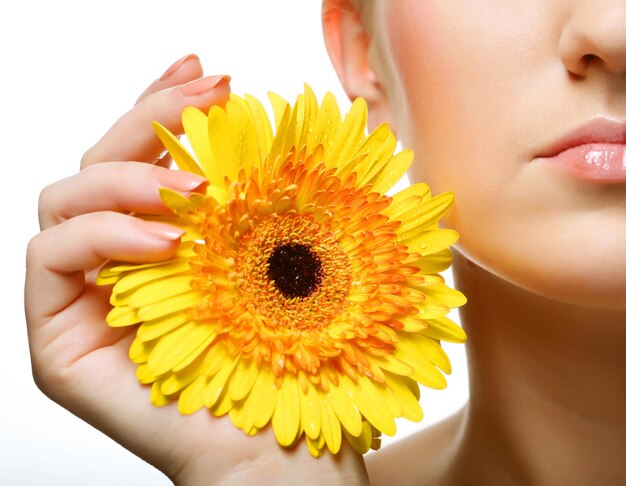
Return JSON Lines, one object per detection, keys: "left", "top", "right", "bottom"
{"left": 581, "top": 53, "right": 597, "bottom": 65}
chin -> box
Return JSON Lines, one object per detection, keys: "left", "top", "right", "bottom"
{"left": 455, "top": 236, "right": 626, "bottom": 311}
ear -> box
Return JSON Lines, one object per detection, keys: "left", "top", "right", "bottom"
{"left": 322, "top": 0, "right": 393, "bottom": 131}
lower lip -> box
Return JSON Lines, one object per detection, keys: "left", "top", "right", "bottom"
{"left": 540, "top": 143, "right": 626, "bottom": 182}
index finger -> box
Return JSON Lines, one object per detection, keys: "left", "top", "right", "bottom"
{"left": 81, "top": 74, "right": 230, "bottom": 168}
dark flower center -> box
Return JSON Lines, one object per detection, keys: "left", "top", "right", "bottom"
{"left": 267, "top": 243, "right": 324, "bottom": 299}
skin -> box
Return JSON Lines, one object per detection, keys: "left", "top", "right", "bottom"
{"left": 322, "top": 0, "right": 626, "bottom": 485}
{"left": 25, "top": 1, "right": 626, "bottom": 485}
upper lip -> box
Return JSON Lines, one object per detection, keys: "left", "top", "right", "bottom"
{"left": 536, "top": 118, "right": 626, "bottom": 158}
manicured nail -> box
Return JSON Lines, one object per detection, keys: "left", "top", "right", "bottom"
{"left": 138, "top": 221, "right": 186, "bottom": 241}
{"left": 156, "top": 169, "right": 207, "bottom": 192}
{"left": 179, "top": 75, "right": 231, "bottom": 97}
{"left": 159, "top": 54, "right": 199, "bottom": 81}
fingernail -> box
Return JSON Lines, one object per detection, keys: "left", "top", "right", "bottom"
{"left": 156, "top": 169, "right": 207, "bottom": 192}
{"left": 138, "top": 221, "right": 186, "bottom": 241}
{"left": 179, "top": 75, "right": 230, "bottom": 97}
{"left": 159, "top": 54, "right": 199, "bottom": 81}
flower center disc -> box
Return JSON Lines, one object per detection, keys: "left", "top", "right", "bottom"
{"left": 233, "top": 213, "right": 353, "bottom": 331}
{"left": 267, "top": 243, "right": 323, "bottom": 299}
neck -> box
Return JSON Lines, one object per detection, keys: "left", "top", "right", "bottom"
{"left": 449, "top": 250, "right": 626, "bottom": 486}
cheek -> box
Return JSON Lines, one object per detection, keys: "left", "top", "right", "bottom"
{"left": 384, "top": 1, "right": 546, "bottom": 190}
{"left": 381, "top": 1, "right": 626, "bottom": 308}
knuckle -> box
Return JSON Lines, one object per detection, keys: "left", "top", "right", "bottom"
{"left": 31, "top": 361, "right": 51, "bottom": 396}
{"left": 37, "top": 184, "right": 53, "bottom": 219}
{"left": 80, "top": 145, "right": 95, "bottom": 168}
{"left": 26, "top": 234, "right": 43, "bottom": 270}
{"left": 138, "top": 88, "right": 178, "bottom": 126}
{"left": 31, "top": 358, "right": 73, "bottom": 402}
{"left": 37, "top": 181, "right": 66, "bottom": 229}
{"left": 136, "top": 90, "right": 156, "bottom": 114}
{"left": 89, "top": 209, "right": 123, "bottom": 229}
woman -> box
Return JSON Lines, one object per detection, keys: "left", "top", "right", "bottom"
{"left": 25, "top": 1, "right": 626, "bottom": 484}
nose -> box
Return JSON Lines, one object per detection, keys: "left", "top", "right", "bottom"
{"left": 559, "top": 0, "right": 626, "bottom": 77}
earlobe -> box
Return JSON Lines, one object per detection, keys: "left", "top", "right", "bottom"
{"left": 322, "top": 0, "right": 393, "bottom": 131}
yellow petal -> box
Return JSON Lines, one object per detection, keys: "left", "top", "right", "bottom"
{"left": 202, "top": 340, "right": 229, "bottom": 376}
{"left": 128, "top": 336, "right": 156, "bottom": 364}
{"left": 396, "top": 192, "right": 455, "bottom": 240}
{"left": 343, "top": 420, "right": 373, "bottom": 455}
{"left": 419, "top": 284, "right": 467, "bottom": 309}
{"left": 305, "top": 434, "right": 325, "bottom": 458}
{"left": 388, "top": 182, "right": 431, "bottom": 209}
{"left": 281, "top": 102, "right": 299, "bottom": 160}
{"left": 181, "top": 106, "right": 211, "bottom": 170}
{"left": 371, "top": 353, "right": 414, "bottom": 377}
{"left": 298, "top": 380, "right": 322, "bottom": 440}
{"left": 230, "top": 389, "right": 256, "bottom": 434}
{"left": 319, "top": 395, "right": 342, "bottom": 454}
{"left": 308, "top": 92, "right": 341, "bottom": 152}
{"left": 267, "top": 103, "right": 291, "bottom": 169}
{"left": 348, "top": 376, "right": 396, "bottom": 436}
{"left": 423, "top": 316, "right": 467, "bottom": 343}
{"left": 348, "top": 123, "right": 396, "bottom": 184}
{"left": 147, "top": 322, "right": 215, "bottom": 376}
{"left": 207, "top": 105, "right": 238, "bottom": 185}
{"left": 415, "top": 249, "right": 453, "bottom": 274}
{"left": 249, "top": 367, "right": 278, "bottom": 429}
{"left": 405, "top": 334, "right": 452, "bottom": 374}
{"left": 309, "top": 429, "right": 326, "bottom": 452}
{"left": 136, "top": 312, "right": 190, "bottom": 342}
{"left": 226, "top": 94, "right": 261, "bottom": 173}
{"left": 136, "top": 363, "right": 157, "bottom": 384}
{"left": 272, "top": 373, "right": 301, "bottom": 447}
{"left": 172, "top": 329, "right": 217, "bottom": 373}
{"left": 268, "top": 92, "right": 288, "bottom": 130}
{"left": 379, "top": 379, "right": 402, "bottom": 417}
{"left": 244, "top": 93, "right": 273, "bottom": 159}
{"left": 137, "top": 290, "right": 204, "bottom": 322}
{"left": 152, "top": 121, "right": 203, "bottom": 176}
{"left": 326, "top": 97, "right": 367, "bottom": 172}
{"left": 99, "top": 243, "right": 196, "bottom": 279}
{"left": 158, "top": 188, "right": 198, "bottom": 217}
{"left": 178, "top": 374, "right": 207, "bottom": 415}
{"left": 398, "top": 315, "right": 428, "bottom": 333}
{"left": 160, "top": 360, "right": 203, "bottom": 396}
{"left": 384, "top": 373, "right": 423, "bottom": 422}
{"left": 150, "top": 382, "right": 169, "bottom": 407}
{"left": 415, "top": 302, "right": 451, "bottom": 320}
{"left": 211, "top": 390, "right": 234, "bottom": 417}
{"left": 299, "top": 84, "right": 319, "bottom": 150}
{"left": 113, "top": 259, "right": 191, "bottom": 295}
{"left": 95, "top": 271, "right": 122, "bottom": 286}
{"left": 112, "top": 274, "right": 194, "bottom": 307}
{"left": 204, "top": 355, "right": 239, "bottom": 408}
{"left": 106, "top": 305, "right": 140, "bottom": 327}
{"left": 369, "top": 149, "right": 414, "bottom": 195}
{"left": 327, "top": 375, "right": 362, "bottom": 438}
{"left": 228, "top": 358, "right": 261, "bottom": 402}
{"left": 404, "top": 229, "right": 459, "bottom": 257}
{"left": 393, "top": 338, "right": 447, "bottom": 389}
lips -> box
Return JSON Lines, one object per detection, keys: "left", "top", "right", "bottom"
{"left": 535, "top": 118, "right": 626, "bottom": 183}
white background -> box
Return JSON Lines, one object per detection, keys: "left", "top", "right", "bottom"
{"left": 1, "top": 1, "right": 468, "bottom": 484}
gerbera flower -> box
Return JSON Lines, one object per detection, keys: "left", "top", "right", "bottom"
{"left": 97, "top": 86, "right": 467, "bottom": 457}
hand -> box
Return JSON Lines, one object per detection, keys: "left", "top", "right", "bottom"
{"left": 25, "top": 55, "right": 369, "bottom": 485}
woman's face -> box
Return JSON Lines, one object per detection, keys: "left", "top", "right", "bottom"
{"left": 367, "top": 0, "right": 626, "bottom": 308}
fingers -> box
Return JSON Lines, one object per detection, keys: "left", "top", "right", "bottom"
{"left": 25, "top": 213, "right": 184, "bottom": 324}
{"left": 135, "top": 54, "right": 203, "bottom": 105}
{"left": 81, "top": 72, "right": 230, "bottom": 168}
{"left": 38, "top": 163, "right": 206, "bottom": 229}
